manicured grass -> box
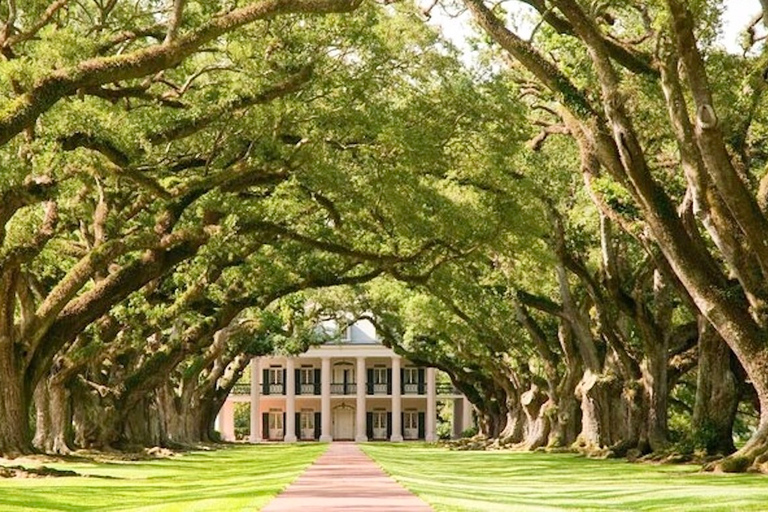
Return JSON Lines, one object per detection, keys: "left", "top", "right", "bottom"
{"left": 361, "top": 443, "right": 768, "bottom": 511}
{"left": 0, "top": 443, "right": 326, "bottom": 512}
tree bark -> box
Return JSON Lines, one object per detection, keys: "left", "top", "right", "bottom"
{"left": 693, "top": 319, "right": 738, "bottom": 455}
{"left": 519, "top": 384, "right": 553, "bottom": 449}
{"left": 0, "top": 339, "right": 30, "bottom": 456}
{"left": 32, "top": 375, "right": 72, "bottom": 454}
{"left": 641, "top": 337, "right": 669, "bottom": 452}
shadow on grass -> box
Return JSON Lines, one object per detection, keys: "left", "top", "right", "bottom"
{"left": 0, "top": 443, "right": 327, "bottom": 512}
{"left": 361, "top": 443, "right": 768, "bottom": 511}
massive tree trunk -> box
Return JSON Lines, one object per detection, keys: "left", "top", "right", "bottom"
{"left": 550, "top": 375, "right": 581, "bottom": 448}
{"left": 693, "top": 319, "right": 738, "bottom": 455}
{"left": 641, "top": 339, "right": 669, "bottom": 452}
{"left": 72, "top": 386, "right": 120, "bottom": 450}
{"left": 155, "top": 383, "right": 219, "bottom": 445}
{"left": 33, "top": 375, "right": 72, "bottom": 454}
{"left": 519, "top": 384, "right": 553, "bottom": 449}
{"left": 0, "top": 347, "right": 30, "bottom": 456}
{"left": 575, "top": 369, "right": 621, "bottom": 450}
{"left": 498, "top": 383, "right": 525, "bottom": 443}
{"left": 550, "top": 325, "right": 581, "bottom": 448}
{"left": 122, "top": 397, "right": 162, "bottom": 448}
{"left": 691, "top": 318, "right": 739, "bottom": 455}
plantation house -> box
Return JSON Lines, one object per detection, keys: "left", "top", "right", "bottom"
{"left": 217, "top": 319, "right": 474, "bottom": 442}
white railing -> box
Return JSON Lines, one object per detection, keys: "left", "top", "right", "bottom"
{"left": 403, "top": 383, "right": 419, "bottom": 394}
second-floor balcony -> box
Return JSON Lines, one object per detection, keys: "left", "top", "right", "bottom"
{"left": 330, "top": 383, "right": 357, "bottom": 395}
{"left": 299, "top": 383, "right": 321, "bottom": 395}
{"left": 234, "top": 380, "right": 460, "bottom": 396}
{"left": 369, "top": 383, "right": 389, "bottom": 395}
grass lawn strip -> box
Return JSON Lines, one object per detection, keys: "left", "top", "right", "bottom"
{"left": 361, "top": 443, "right": 768, "bottom": 512}
{"left": 0, "top": 443, "right": 326, "bottom": 512}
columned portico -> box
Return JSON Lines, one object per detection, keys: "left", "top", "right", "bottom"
{"left": 284, "top": 357, "right": 297, "bottom": 443}
{"left": 355, "top": 356, "right": 367, "bottom": 442}
{"left": 425, "top": 367, "right": 437, "bottom": 442}
{"left": 249, "top": 357, "right": 261, "bottom": 442}
{"left": 391, "top": 356, "right": 403, "bottom": 442}
{"left": 320, "top": 356, "right": 332, "bottom": 442}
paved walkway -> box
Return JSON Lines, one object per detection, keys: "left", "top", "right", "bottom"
{"left": 261, "top": 443, "right": 433, "bottom": 511}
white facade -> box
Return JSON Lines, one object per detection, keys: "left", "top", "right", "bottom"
{"left": 217, "top": 320, "right": 473, "bottom": 442}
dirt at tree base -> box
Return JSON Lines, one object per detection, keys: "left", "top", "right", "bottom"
{"left": 0, "top": 465, "right": 79, "bottom": 478}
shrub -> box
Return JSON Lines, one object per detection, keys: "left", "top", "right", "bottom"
{"left": 436, "top": 422, "right": 452, "bottom": 440}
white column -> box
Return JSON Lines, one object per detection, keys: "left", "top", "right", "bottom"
{"left": 356, "top": 356, "right": 367, "bottom": 442}
{"left": 249, "top": 357, "right": 261, "bottom": 443}
{"left": 320, "top": 356, "right": 332, "bottom": 442}
{"left": 391, "top": 356, "right": 403, "bottom": 442}
{"left": 220, "top": 400, "right": 235, "bottom": 441}
{"left": 284, "top": 357, "right": 297, "bottom": 442}
{"left": 425, "top": 367, "right": 437, "bottom": 442}
{"left": 462, "top": 396, "right": 473, "bottom": 431}
{"left": 452, "top": 398, "right": 462, "bottom": 438}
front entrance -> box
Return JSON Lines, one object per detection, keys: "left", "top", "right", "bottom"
{"left": 300, "top": 410, "right": 315, "bottom": 440}
{"left": 372, "top": 411, "right": 387, "bottom": 440}
{"left": 333, "top": 404, "right": 355, "bottom": 440}
{"left": 404, "top": 411, "right": 418, "bottom": 440}
{"left": 269, "top": 411, "right": 284, "bottom": 440}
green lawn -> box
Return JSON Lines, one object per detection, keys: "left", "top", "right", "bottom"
{"left": 0, "top": 443, "right": 326, "bottom": 512}
{"left": 361, "top": 443, "right": 768, "bottom": 512}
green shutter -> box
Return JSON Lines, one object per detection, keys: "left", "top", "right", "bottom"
{"left": 367, "top": 369, "right": 374, "bottom": 394}
{"left": 366, "top": 412, "right": 374, "bottom": 439}
{"left": 418, "top": 412, "right": 426, "bottom": 439}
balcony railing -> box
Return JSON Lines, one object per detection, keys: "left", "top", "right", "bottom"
{"left": 232, "top": 375, "right": 459, "bottom": 397}
{"left": 299, "top": 383, "right": 320, "bottom": 395}
{"left": 370, "top": 383, "right": 388, "bottom": 395}
{"left": 330, "top": 383, "right": 357, "bottom": 395}
{"left": 403, "top": 383, "right": 421, "bottom": 395}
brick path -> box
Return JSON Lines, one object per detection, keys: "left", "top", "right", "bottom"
{"left": 261, "top": 442, "right": 433, "bottom": 511}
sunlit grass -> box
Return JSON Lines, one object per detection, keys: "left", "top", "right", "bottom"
{"left": 0, "top": 443, "right": 326, "bottom": 512}
{"left": 361, "top": 443, "right": 768, "bottom": 511}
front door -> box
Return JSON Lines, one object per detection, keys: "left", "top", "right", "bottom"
{"left": 404, "top": 411, "right": 418, "bottom": 440}
{"left": 269, "top": 411, "right": 284, "bottom": 440}
{"left": 333, "top": 406, "right": 355, "bottom": 440}
{"left": 300, "top": 410, "right": 315, "bottom": 440}
{"left": 372, "top": 411, "right": 387, "bottom": 440}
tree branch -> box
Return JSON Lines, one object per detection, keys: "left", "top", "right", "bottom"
{"left": 0, "top": 0, "right": 361, "bottom": 147}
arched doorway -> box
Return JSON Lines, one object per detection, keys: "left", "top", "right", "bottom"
{"left": 333, "top": 403, "right": 355, "bottom": 440}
